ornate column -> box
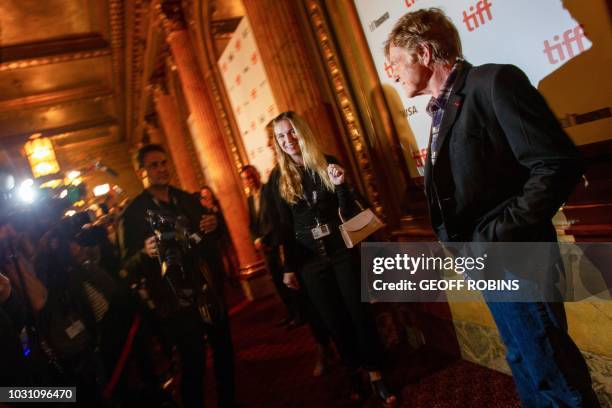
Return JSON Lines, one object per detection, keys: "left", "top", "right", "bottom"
{"left": 157, "top": 1, "right": 267, "bottom": 297}
{"left": 144, "top": 121, "right": 165, "bottom": 145}
{"left": 241, "top": 0, "right": 344, "bottom": 159}
{"left": 152, "top": 82, "right": 201, "bottom": 193}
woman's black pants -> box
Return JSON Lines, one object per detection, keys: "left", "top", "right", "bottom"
{"left": 299, "top": 247, "right": 383, "bottom": 371}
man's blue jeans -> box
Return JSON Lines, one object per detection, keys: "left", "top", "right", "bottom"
{"left": 486, "top": 301, "right": 600, "bottom": 407}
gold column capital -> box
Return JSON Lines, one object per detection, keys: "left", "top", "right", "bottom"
{"left": 156, "top": 0, "right": 187, "bottom": 37}
{"left": 148, "top": 72, "right": 167, "bottom": 97}
{"left": 146, "top": 58, "right": 169, "bottom": 99}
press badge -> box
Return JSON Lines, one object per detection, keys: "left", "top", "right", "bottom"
{"left": 311, "top": 223, "right": 330, "bottom": 240}
{"left": 65, "top": 320, "right": 86, "bottom": 339}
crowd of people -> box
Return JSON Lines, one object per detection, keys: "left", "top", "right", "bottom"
{"left": 0, "top": 7, "right": 602, "bottom": 408}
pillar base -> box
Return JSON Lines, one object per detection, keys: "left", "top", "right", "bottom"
{"left": 239, "top": 260, "right": 274, "bottom": 301}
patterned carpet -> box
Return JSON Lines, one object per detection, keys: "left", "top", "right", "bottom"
{"left": 204, "top": 295, "right": 521, "bottom": 408}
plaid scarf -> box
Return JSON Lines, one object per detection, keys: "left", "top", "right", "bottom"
{"left": 426, "top": 60, "right": 463, "bottom": 164}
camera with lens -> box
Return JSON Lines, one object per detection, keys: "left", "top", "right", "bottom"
{"left": 145, "top": 210, "right": 195, "bottom": 277}
{"left": 145, "top": 209, "right": 220, "bottom": 324}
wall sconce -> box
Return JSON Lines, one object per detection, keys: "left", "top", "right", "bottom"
{"left": 24, "top": 134, "right": 60, "bottom": 178}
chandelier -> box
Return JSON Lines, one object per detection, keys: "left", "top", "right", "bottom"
{"left": 24, "top": 134, "right": 60, "bottom": 178}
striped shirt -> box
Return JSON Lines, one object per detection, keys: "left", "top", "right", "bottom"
{"left": 83, "top": 281, "right": 109, "bottom": 322}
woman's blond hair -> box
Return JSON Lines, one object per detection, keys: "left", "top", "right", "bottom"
{"left": 271, "top": 111, "right": 334, "bottom": 204}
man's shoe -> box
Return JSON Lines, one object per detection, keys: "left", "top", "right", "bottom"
{"left": 370, "top": 379, "right": 398, "bottom": 407}
{"left": 313, "top": 344, "right": 333, "bottom": 377}
{"left": 312, "top": 354, "right": 328, "bottom": 377}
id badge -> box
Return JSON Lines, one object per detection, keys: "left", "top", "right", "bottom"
{"left": 65, "top": 320, "right": 86, "bottom": 339}
{"left": 311, "top": 223, "right": 330, "bottom": 240}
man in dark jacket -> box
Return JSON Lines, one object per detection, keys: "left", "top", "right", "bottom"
{"left": 118, "top": 144, "right": 235, "bottom": 407}
{"left": 0, "top": 271, "right": 28, "bottom": 386}
{"left": 241, "top": 165, "right": 300, "bottom": 327}
{"left": 385, "top": 8, "right": 599, "bottom": 408}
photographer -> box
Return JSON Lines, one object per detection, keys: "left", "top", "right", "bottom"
{"left": 0, "top": 291, "right": 27, "bottom": 388}
{"left": 0, "top": 270, "right": 26, "bottom": 385}
{"left": 0, "top": 221, "right": 50, "bottom": 387}
{"left": 33, "top": 216, "right": 143, "bottom": 406}
{"left": 117, "top": 144, "right": 235, "bottom": 408}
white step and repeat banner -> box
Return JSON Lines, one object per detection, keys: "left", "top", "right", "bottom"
{"left": 354, "top": 0, "right": 590, "bottom": 176}
{"left": 218, "top": 17, "right": 279, "bottom": 182}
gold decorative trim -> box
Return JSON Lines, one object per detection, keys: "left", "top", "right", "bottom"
{"left": 189, "top": 0, "right": 246, "bottom": 173}
{"left": 106, "top": 0, "right": 127, "bottom": 144}
{"left": 157, "top": 0, "right": 187, "bottom": 36}
{"left": 149, "top": 63, "right": 172, "bottom": 128}
{"left": 207, "top": 76, "right": 244, "bottom": 172}
{"left": 0, "top": 85, "right": 113, "bottom": 112}
{"left": 108, "top": 0, "right": 125, "bottom": 91}
{"left": 0, "top": 98, "right": 114, "bottom": 122}
{"left": 126, "top": 0, "right": 151, "bottom": 143}
{"left": 0, "top": 49, "right": 111, "bottom": 72}
{"left": 239, "top": 260, "right": 268, "bottom": 278}
{"left": 302, "top": 0, "right": 384, "bottom": 217}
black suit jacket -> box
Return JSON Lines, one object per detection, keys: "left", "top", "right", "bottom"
{"left": 247, "top": 184, "right": 279, "bottom": 248}
{"left": 425, "top": 62, "right": 583, "bottom": 242}
{"left": 247, "top": 192, "right": 262, "bottom": 241}
{"left": 117, "top": 186, "right": 225, "bottom": 317}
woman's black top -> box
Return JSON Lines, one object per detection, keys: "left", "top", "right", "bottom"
{"left": 265, "top": 156, "right": 359, "bottom": 272}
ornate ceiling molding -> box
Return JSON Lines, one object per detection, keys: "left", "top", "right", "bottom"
{"left": 0, "top": 48, "right": 111, "bottom": 72}
{"left": 2, "top": 117, "right": 118, "bottom": 147}
{"left": 108, "top": 0, "right": 125, "bottom": 92}
{"left": 0, "top": 85, "right": 113, "bottom": 112}
{"left": 124, "top": 0, "right": 152, "bottom": 143}
{"left": 53, "top": 128, "right": 119, "bottom": 148}
{"left": 0, "top": 34, "right": 108, "bottom": 62}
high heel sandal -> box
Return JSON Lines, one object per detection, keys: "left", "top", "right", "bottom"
{"left": 370, "top": 379, "right": 398, "bottom": 407}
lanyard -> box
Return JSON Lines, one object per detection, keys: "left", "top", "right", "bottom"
{"left": 303, "top": 169, "right": 322, "bottom": 226}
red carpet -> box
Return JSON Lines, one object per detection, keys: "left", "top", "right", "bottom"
{"left": 204, "top": 296, "right": 521, "bottom": 407}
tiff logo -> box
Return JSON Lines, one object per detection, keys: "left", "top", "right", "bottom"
{"left": 462, "top": 0, "right": 493, "bottom": 32}
{"left": 543, "top": 25, "right": 587, "bottom": 64}
{"left": 412, "top": 148, "right": 428, "bottom": 168}
{"left": 384, "top": 61, "right": 394, "bottom": 79}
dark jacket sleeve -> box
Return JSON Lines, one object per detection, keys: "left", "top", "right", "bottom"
{"left": 118, "top": 210, "right": 144, "bottom": 266}
{"left": 117, "top": 204, "right": 157, "bottom": 286}
{"left": 246, "top": 196, "right": 258, "bottom": 242}
{"left": 278, "top": 203, "right": 300, "bottom": 273}
{"left": 327, "top": 155, "right": 361, "bottom": 218}
{"left": 478, "top": 65, "right": 583, "bottom": 241}
{"left": 258, "top": 183, "right": 274, "bottom": 247}
{"left": 336, "top": 183, "right": 362, "bottom": 220}
{"left": 265, "top": 168, "right": 301, "bottom": 272}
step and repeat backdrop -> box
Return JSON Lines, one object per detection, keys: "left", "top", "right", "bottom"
{"left": 354, "top": 0, "right": 591, "bottom": 176}
{"left": 218, "top": 17, "right": 279, "bottom": 182}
